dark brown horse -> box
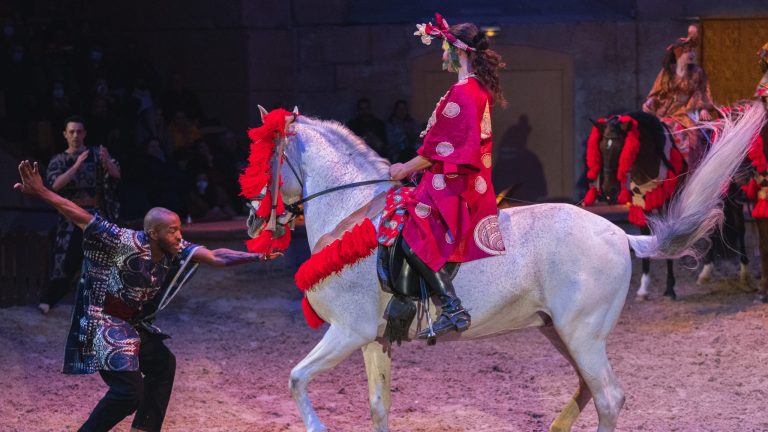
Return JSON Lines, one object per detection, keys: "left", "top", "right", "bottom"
{"left": 585, "top": 111, "right": 688, "bottom": 299}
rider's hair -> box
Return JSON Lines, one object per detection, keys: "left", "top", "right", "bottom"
{"left": 449, "top": 23, "right": 507, "bottom": 108}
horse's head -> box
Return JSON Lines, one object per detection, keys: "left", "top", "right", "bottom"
{"left": 243, "top": 105, "right": 304, "bottom": 246}
{"left": 589, "top": 116, "right": 635, "bottom": 203}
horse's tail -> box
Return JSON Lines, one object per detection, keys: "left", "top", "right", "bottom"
{"left": 627, "top": 102, "right": 766, "bottom": 259}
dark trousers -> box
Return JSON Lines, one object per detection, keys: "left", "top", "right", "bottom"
{"left": 41, "top": 227, "right": 83, "bottom": 306}
{"left": 79, "top": 331, "right": 176, "bottom": 432}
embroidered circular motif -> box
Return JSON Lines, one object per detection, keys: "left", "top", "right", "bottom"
{"left": 442, "top": 102, "right": 461, "bottom": 118}
{"left": 436, "top": 142, "right": 454, "bottom": 156}
{"left": 474, "top": 176, "right": 488, "bottom": 194}
{"left": 432, "top": 174, "right": 446, "bottom": 190}
{"left": 481, "top": 153, "right": 492, "bottom": 169}
{"left": 415, "top": 202, "right": 432, "bottom": 218}
{"left": 473, "top": 215, "right": 505, "bottom": 255}
{"left": 445, "top": 231, "right": 455, "bottom": 244}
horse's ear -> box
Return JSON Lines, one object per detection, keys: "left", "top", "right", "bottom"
{"left": 590, "top": 118, "right": 605, "bottom": 131}
{"left": 258, "top": 105, "right": 269, "bottom": 124}
{"left": 292, "top": 106, "right": 299, "bottom": 115}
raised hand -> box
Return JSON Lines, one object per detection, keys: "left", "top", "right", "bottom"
{"left": 75, "top": 149, "right": 90, "bottom": 167}
{"left": 13, "top": 160, "right": 46, "bottom": 196}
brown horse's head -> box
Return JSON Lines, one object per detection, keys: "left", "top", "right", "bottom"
{"left": 594, "top": 116, "right": 633, "bottom": 203}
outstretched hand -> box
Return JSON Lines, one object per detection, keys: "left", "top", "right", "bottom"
{"left": 263, "top": 252, "right": 284, "bottom": 261}
{"left": 14, "top": 160, "right": 46, "bottom": 196}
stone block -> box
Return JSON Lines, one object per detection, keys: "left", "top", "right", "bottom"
{"left": 370, "top": 25, "right": 412, "bottom": 62}
{"left": 296, "top": 65, "right": 336, "bottom": 92}
{"left": 241, "top": 0, "right": 292, "bottom": 27}
{"left": 299, "top": 27, "right": 370, "bottom": 64}
{"left": 247, "top": 30, "right": 294, "bottom": 66}
{"left": 292, "top": 0, "right": 351, "bottom": 25}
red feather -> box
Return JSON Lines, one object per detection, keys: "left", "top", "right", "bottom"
{"left": 302, "top": 296, "right": 325, "bottom": 328}
{"left": 617, "top": 187, "right": 631, "bottom": 205}
{"left": 754, "top": 197, "right": 768, "bottom": 219}
{"left": 628, "top": 205, "right": 647, "bottom": 227}
{"left": 583, "top": 186, "right": 599, "bottom": 206}
{"left": 586, "top": 122, "right": 603, "bottom": 181}
{"left": 295, "top": 219, "right": 378, "bottom": 292}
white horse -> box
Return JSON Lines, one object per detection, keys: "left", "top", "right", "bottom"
{"left": 246, "top": 103, "right": 765, "bottom": 432}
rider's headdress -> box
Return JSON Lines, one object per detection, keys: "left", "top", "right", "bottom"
{"left": 758, "top": 41, "right": 768, "bottom": 60}
{"left": 414, "top": 13, "right": 476, "bottom": 52}
{"left": 667, "top": 25, "right": 699, "bottom": 61}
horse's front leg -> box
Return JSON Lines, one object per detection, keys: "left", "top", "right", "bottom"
{"left": 362, "top": 341, "right": 391, "bottom": 432}
{"left": 290, "top": 324, "right": 370, "bottom": 432}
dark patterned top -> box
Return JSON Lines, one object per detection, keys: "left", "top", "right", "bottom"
{"left": 46, "top": 147, "right": 120, "bottom": 220}
{"left": 62, "top": 217, "right": 199, "bottom": 375}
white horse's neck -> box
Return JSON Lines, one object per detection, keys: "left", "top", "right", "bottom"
{"left": 293, "top": 118, "right": 392, "bottom": 250}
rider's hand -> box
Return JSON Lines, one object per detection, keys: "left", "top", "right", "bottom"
{"left": 14, "top": 160, "right": 46, "bottom": 196}
{"left": 699, "top": 109, "right": 712, "bottom": 121}
{"left": 390, "top": 163, "right": 409, "bottom": 181}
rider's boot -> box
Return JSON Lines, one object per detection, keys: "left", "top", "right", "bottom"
{"left": 401, "top": 240, "right": 471, "bottom": 338}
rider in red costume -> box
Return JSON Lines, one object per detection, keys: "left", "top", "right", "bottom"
{"left": 390, "top": 14, "right": 507, "bottom": 337}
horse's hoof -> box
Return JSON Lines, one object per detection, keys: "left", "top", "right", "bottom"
{"left": 635, "top": 293, "right": 650, "bottom": 301}
{"left": 662, "top": 293, "right": 677, "bottom": 301}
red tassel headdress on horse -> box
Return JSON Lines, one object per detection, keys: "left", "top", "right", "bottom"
{"left": 583, "top": 115, "right": 641, "bottom": 206}
{"left": 239, "top": 107, "right": 297, "bottom": 254}
{"left": 414, "top": 12, "right": 476, "bottom": 52}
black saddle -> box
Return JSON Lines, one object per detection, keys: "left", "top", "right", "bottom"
{"left": 376, "top": 233, "right": 459, "bottom": 345}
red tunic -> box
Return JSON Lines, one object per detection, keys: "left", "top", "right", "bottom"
{"left": 403, "top": 76, "right": 506, "bottom": 271}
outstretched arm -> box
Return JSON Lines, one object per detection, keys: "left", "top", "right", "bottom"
{"left": 14, "top": 160, "right": 93, "bottom": 229}
{"left": 191, "top": 247, "right": 282, "bottom": 268}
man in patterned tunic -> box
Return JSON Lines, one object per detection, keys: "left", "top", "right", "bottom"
{"left": 389, "top": 14, "right": 507, "bottom": 338}
{"left": 39, "top": 115, "right": 121, "bottom": 314}
{"left": 14, "top": 160, "right": 280, "bottom": 432}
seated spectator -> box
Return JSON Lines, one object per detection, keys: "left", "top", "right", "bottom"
{"left": 184, "top": 139, "right": 236, "bottom": 221}
{"left": 168, "top": 110, "right": 201, "bottom": 157}
{"left": 347, "top": 97, "right": 389, "bottom": 158}
{"left": 385, "top": 99, "right": 419, "bottom": 163}
{"left": 162, "top": 72, "right": 203, "bottom": 123}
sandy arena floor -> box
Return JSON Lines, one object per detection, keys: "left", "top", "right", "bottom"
{"left": 2, "top": 249, "right": 768, "bottom": 432}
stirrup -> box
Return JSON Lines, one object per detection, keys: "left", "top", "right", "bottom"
{"left": 417, "top": 301, "right": 471, "bottom": 340}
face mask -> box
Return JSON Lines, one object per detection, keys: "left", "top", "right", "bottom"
{"left": 196, "top": 180, "right": 208, "bottom": 194}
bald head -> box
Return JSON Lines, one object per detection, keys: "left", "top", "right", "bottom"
{"left": 144, "top": 207, "right": 180, "bottom": 232}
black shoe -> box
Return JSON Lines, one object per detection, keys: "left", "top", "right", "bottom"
{"left": 417, "top": 298, "right": 471, "bottom": 339}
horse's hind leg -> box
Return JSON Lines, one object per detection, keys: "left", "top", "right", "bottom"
{"left": 663, "top": 259, "right": 676, "bottom": 300}
{"left": 290, "top": 325, "right": 370, "bottom": 432}
{"left": 757, "top": 219, "right": 768, "bottom": 301}
{"left": 557, "top": 329, "right": 624, "bottom": 431}
{"left": 539, "top": 327, "right": 592, "bottom": 432}
{"left": 735, "top": 207, "right": 750, "bottom": 285}
{"left": 697, "top": 242, "right": 716, "bottom": 284}
{"left": 362, "top": 341, "right": 391, "bottom": 432}
{"left": 636, "top": 257, "right": 651, "bottom": 300}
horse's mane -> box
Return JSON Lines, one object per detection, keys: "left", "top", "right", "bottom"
{"left": 626, "top": 111, "right": 667, "bottom": 155}
{"left": 293, "top": 115, "right": 391, "bottom": 179}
